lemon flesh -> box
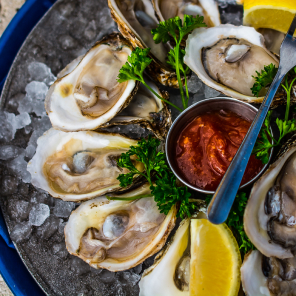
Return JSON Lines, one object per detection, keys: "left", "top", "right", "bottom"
{"left": 243, "top": 0, "right": 296, "bottom": 34}
{"left": 189, "top": 219, "right": 241, "bottom": 296}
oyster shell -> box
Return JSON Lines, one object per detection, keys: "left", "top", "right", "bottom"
{"left": 45, "top": 33, "right": 139, "bottom": 132}
{"left": 152, "top": 0, "right": 220, "bottom": 28}
{"left": 27, "top": 129, "right": 145, "bottom": 202}
{"left": 108, "top": 0, "right": 179, "bottom": 87}
{"left": 100, "top": 78, "right": 172, "bottom": 139}
{"left": 244, "top": 139, "right": 296, "bottom": 259}
{"left": 241, "top": 250, "right": 271, "bottom": 296}
{"left": 139, "top": 219, "right": 190, "bottom": 295}
{"left": 184, "top": 25, "right": 279, "bottom": 103}
{"left": 241, "top": 250, "right": 296, "bottom": 296}
{"left": 64, "top": 185, "right": 177, "bottom": 271}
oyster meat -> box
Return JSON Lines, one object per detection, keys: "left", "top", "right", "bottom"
{"left": 139, "top": 219, "right": 190, "bottom": 296}
{"left": 244, "top": 141, "right": 296, "bottom": 259}
{"left": 45, "top": 33, "right": 138, "bottom": 132}
{"left": 100, "top": 78, "right": 172, "bottom": 139}
{"left": 152, "top": 0, "right": 220, "bottom": 27}
{"left": 108, "top": 0, "right": 179, "bottom": 87}
{"left": 27, "top": 129, "right": 145, "bottom": 202}
{"left": 65, "top": 185, "right": 177, "bottom": 271}
{"left": 184, "top": 25, "right": 279, "bottom": 103}
{"left": 241, "top": 250, "right": 296, "bottom": 296}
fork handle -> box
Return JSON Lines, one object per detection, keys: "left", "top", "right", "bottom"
{"left": 207, "top": 67, "right": 286, "bottom": 224}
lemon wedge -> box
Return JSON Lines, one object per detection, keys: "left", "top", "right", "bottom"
{"left": 189, "top": 219, "right": 241, "bottom": 296}
{"left": 243, "top": 0, "right": 296, "bottom": 34}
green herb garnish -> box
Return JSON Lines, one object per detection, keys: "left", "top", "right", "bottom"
{"left": 117, "top": 47, "right": 182, "bottom": 112}
{"left": 205, "top": 192, "right": 254, "bottom": 257}
{"left": 151, "top": 15, "right": 207, "bottom": 110}
{"left": 252, "top": 65, "right": 296, "bottom": 163}
{"left": 107, "top": 135, "right": 196, "bottom": 219}
{"left": 251, "top": 64, "right": 278, "bottom": 97}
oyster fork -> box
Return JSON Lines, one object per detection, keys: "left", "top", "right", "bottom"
{"left": 207, "top": 15, "right": 296, "bottom": 224}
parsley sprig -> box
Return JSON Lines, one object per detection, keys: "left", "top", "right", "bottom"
{"left": 152, "top": 15, "right": 207, "bottom": 110}
{"left": 118, "top": 47, "right": 182, "bottom": 112}
{"left": 252, "top": 65, "right": 296, "bottom": 163}
{"left": 107, "top": 136, "right": 197, "bottom": 219}
{"left": 206, "top": 192, "right": 254, "bottom": 258}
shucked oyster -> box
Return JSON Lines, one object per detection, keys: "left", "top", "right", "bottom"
{"left": 45, "top": 33, "right": 138, "bottom": 132}
{"left": 100, "top": 78, "right": 172, "bottom": 139}
{"left": 241, "top": 250, "right": 296, "bottom": 296}
{"left": 27, "top": 129, "right": 144, "bottom": 202}
{"left": 65, "top": 185, "right": 177, "bottom": 271}
{"left": 152, "top": 0, "right": 220, "bottom": 27}
{"left": 108, "top": 0, "right": 179, "bottom": 87}
{"left": 184, "top": 25, "right": 279, "bottom": 103}
{"left": 139, "top": 219, "right": 191, "bottom": 295}
{"left": 244, "top": 139, "right": 296, "bottom": 259}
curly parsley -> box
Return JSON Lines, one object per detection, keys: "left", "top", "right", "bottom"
{"left": 108, "top": 136, "right": 197, "bottom": 219}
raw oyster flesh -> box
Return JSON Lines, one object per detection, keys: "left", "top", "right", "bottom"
{"left": 45, "top": 33, "right": 138, "bottom": 132}
{"left": 27, "top": 129, "right": 145, "bottom": 202}
{"left": 244, "top": 143, "right": 296, "bottom": 259}
{"left": 184, "top": 25, "right": 279, "bottom": 103}
{"left": 65, "top": 184, "right": 177, "bottom": 271}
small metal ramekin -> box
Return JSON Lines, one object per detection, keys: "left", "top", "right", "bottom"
{"left": 166, "top": 97, "right": 273, "bottom": 195}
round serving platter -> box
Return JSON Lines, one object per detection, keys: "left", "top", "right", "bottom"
{"left": 0, "top": 0, "right": 279, "bottom": 295}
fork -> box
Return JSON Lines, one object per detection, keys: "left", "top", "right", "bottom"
{"left": 207, "top": 15, "right": 296, "bottom": 225}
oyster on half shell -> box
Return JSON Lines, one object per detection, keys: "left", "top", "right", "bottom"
{"left": 139, "top": 219, "right": 190, "bottom": 296}
{"left": 45, "top": 33, "right": 138, "bottom": 132}
{"left": 241, "top": 250, "right": 296, "bottom": 296}
{"left": 244, "top": 136, "right": 296, "bottom": 259}
{"left": 27, "top": 129, "right": 145, "bottom": 202}
{"left": 184, "top": 25, "right": 279, "bottom": 103}
{"left": 152, "top": 0, "right": 220, "bottom": 28}
{"left": 65, "top": 184, "right": 177, "bottom": 271}
{"left": 108, "top": 0, "right": 179, "bottom": 87}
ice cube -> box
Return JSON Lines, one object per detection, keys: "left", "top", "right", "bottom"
{"left": 58, "top": 34, "right": 78, "bottom": 50}
{"left": 204, "top": 85, "right": 222, "bottom": 99}
{"left": 84, "top": 20, "right": 97, "bottom": 40}
{"left": 15, "top": 113, "right": 31, "bottom": 129}
{"left": 131, "top": 263, "right": 142, "bottom": 274}
{"left": 36, "top": 216, "right": 62, "bottom": 239}
{"left": 1, "top": 175, "right": 18, "bottom": 195}
{"left": 53, "top": 200, "right": 75, "bottom": 218}
{"left": 7, "top": 153, "right": 31, "bottom": 183}
{"left": 25, "top": 81, "right": 48, "bottom": 101}
{"left": 99, "top": 269, "right": 116, "bottom": 283}
{"left": 29, "top": 203, "right": 50, "bottom": 226}
{"left": 17, "top": 95, "right": 33, "bottom": 114}
{"left": 0, "top": 145, "right": 23, "bottom": 160}
{"left": 28, "top": 62, "right": 56, "bottom": 86}
{"left": 122, "top": 271, "right": 141, "bottom": 286}
{"left": 187, "top": 73, "right": 203, "bottom": 94}
{"left": 52, "top": 242, "right": 69, "bottom": 259}
{"left": 7, "top": 200, "right": 31, "bottom": 222}
{"left": 69, "top": 257, "right": 91, "bottom": 275}
{"left": 10, "top": 222, "right": 32, "bottom": 243}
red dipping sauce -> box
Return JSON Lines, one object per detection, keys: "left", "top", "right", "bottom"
{"left": 175, "top": 109, "right": 264, "bottom": 191}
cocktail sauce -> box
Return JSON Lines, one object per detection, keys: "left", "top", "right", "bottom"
{"left": 175, "top": 109, "right": 264, "bottom": 191}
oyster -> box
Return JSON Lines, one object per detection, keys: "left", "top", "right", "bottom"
{"left": 27, "top": 129, "right": 145, "bottom": 202}
{"left": 184, "top": 25, "right": 279, "bottom": 103}
{"left": 108, "top": 0, "right": 179, "bottom": 87}
{"left": 244, "top": 139, "right": 296, "bottom": 259}
{"left": 45, "top": 33, "right": 138, "bottom": 132}
{"left": 241, "top": 250, "right": 271, "bottom": 296}
{"left": 241, "top": 250, "right": 296, "bottom": 296}
{"left": 152, "top": 0, "right": 220, "bottom": 28}
{"left": 64, "top": 185, "right": 177, "bottom": 271}
{"left": 100, "top": 78, "right": 172, "bottom": 139}
{"left": 139, "top": 219, "right": 190, "bottom": 295}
